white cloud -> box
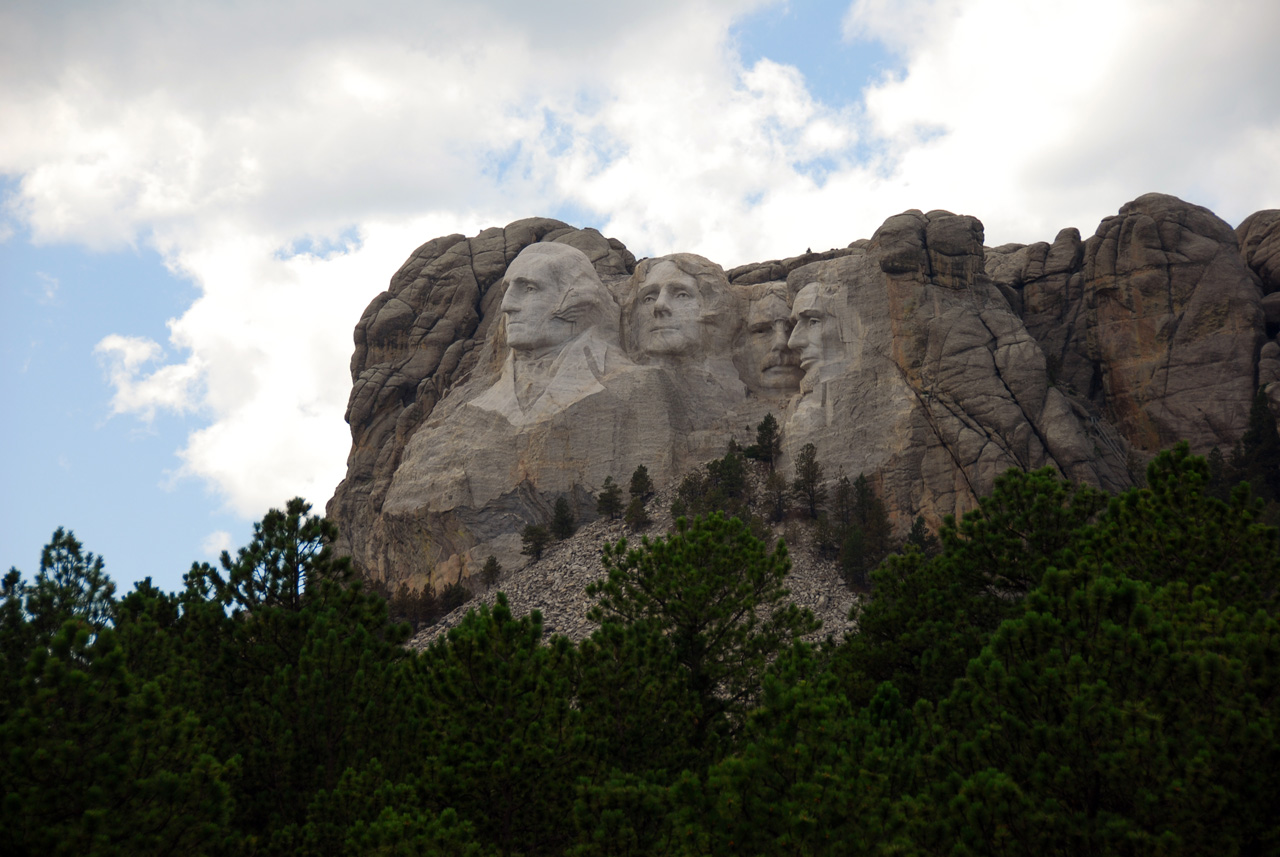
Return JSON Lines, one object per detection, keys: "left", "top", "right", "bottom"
{"left": 200, "top": 530, "right": 234, "bottom": 558}
{"left": 95, "top": 334, "right": 202, "bottom": 421}
{"left": 6, "top": 0, "right": 1280, "bottom": 521}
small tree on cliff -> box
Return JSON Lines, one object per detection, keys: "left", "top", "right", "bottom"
{"left": 481, "top": 555, "right": 502, "bottom": 591}
{"left": 629, "top": 465, "right": 655, "bottom": 503}
{"left": 624, "top": 497, "right": 652, "bottom": 531}
{"left": 521, "top": 524, "right": 551, "bottom": 561}
{"left": 596, "top": 477, "right": 624, "bottom": 519}
{"left": 551, "top": 497, "right": 576, "bottom": 540}
{"left": 792, "top": 443, "right": 826, "bottom": 518}
{"left": 745, "top": 413, "right": 782, "bottom": 471}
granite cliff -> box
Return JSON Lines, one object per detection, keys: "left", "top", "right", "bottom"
{"left": 327, "top": 193, "right": 1280, "bottom": 590}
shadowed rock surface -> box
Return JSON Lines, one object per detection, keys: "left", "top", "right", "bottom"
{"left": 329, "top": 194, "right": 1276, "bottom": 591}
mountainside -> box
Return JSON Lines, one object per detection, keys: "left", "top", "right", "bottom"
{"left": 327, "top": 193, "right": 1280, "bottom": 592}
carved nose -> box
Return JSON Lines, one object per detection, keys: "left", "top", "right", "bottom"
{"left": 653, "top": 293, "right": 672, "bottom": 316}
{"left": 787, "top": 326, "right": 803, "bottom": 350}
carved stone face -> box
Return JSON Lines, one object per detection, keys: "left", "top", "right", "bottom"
{"left": 743, "top": 293, "right": 802, "bottom": 391}
{"left": 500, "top": 252, "right": 577, "bottom": 356}
{"left": 788, "top": 283, "right": 845, "bottom": 378}
{"left": 634, "top": 261, "right": 704, "bottom": 357}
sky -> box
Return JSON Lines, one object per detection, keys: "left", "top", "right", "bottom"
{"left": 2, "top": 0, "right": 1278, "bottom": 596}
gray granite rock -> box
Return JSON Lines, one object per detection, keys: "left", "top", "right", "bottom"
{"left": 329, "top": 195, "right": 1270, "bottom": 597}
{"left": 1238, "top": 209, "right": 1280, "bottom": 296}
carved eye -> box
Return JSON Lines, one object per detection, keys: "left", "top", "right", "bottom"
{"left": 526, "top": 284, "right": 538, "bottom": 292}
{"left": 642, "top": 294, "right": 657, "bottom": 304}
{"left": 676, "top": 291, "right": 692, "bottom": 300}
{"left": 809, "top": 317, "right": 821, "bottom": 327}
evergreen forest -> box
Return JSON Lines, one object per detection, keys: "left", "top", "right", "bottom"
{"left": 3, "top": 442, "right": 1279, "bottom": 856}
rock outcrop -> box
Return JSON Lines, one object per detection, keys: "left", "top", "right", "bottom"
{"left": 329, "top": 195, "right": 1275, "bottom": 591}
{"left": 989, "top": 193, "right": 1265, "bottom": 452}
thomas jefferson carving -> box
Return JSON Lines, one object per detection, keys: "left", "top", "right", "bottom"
{"left": 625, "top": 254, "right": 741, "bottom": 368}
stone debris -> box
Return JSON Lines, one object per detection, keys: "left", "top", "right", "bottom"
{"left": 408, "top": 480, "right": 858, "bottom": 650}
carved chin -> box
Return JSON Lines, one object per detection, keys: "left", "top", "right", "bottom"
{"left": 642, "top": 329, "right": 696, "bottom": 354}
{"left": 759, "top": 365, "right": 803, "bottom": 388}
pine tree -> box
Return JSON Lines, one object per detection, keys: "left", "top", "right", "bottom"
{"left": 2, "top": 533, "right": 233, "bottom": 855}
{"left": 746, "top": 412, "right": 782, "bottom": 470}
{"left": 414, "top": 596, "right": 582, "bottom": 856}
{"left": 1229, "top": 388, "right": 1280, "bottom": 503}
{"left": 763, "top": 468, "right": 789, "bottom": 523}
{"left": 833, "top": 472, "right": 854, "bottom": 529}
{"left": 551, "top": 496, "right": 576, "bottom": 540}
{"left": 481, "top": 555, "right": 502, "bottom": 591}
{"left": 905, "top": 515, "right": 939, "bottom": 556}
{"left": 624, "top": 496, "right": 651, "bottom": 531}
{"left": 834, "top": 466, "right": 1106, "bottom": 707}
{"left": 178, "top": 497, "right": 412, "bottom": 841}
{"left": 589, "top": 513, "right": 820, "bottom": 750}
{"left": 792, "top": 442, "right": 826, "bottom": 518}
{"left": 521, "top": 524, "right": 551, "bottom": 561}
{"left": 629, "top": 464, "right": 655, "bottom": 502}
{"left": 596, "top": 476, "right": 624, "bottom": 519}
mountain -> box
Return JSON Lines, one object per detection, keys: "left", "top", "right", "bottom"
{"left": 326, "top": 193, "right": 1280, "bottom": 592}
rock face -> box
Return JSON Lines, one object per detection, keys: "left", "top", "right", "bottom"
{"left": 329, "top": 195, "right": 1274, "bottom": 590}
{"left": 989, "top": 193, "right": 1265, "bottom": 452}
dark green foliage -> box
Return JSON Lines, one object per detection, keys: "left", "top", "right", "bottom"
{"left": 8, "top": 443, "right": 1280, "bottom": 855}
{"left": 791, "top": 442, "right": 825, "bottom": 518}
{"left": 521, "top": 523, "right": 551, "bottom": 560}
{"left": 596, "top": 476, "right": 624, "bottom": 519}
{"left": 917, "top": 503, "right": 1280, "bottom": 854}
{"left": 283, "top": 761, "right": 486, "bottom": 856}
{"left": 576, "top": 619, "right": 700, "bottom": 776}
{"left": 833, "top": 472, "right": 854, "bottom": 528}
{"left": 8, "top": 528, "right": 116, "bottom": 655}
{"left": 552, "top": 496, "right": 577, "bottom": 539}
{"left": 1230, "top": 388, "right": 1280, "bottom": 505}
{"left": 440, "top": 581, "right": 471, "bottom": 613}
{"left": 836, "top": 465, "right": 1107, "bottom": 707}
{"left": 905, "top": 514, "right": 939, "bottom": 556}
{"left": 179, "top": 498, "right": 411, "bottom": 847}
{"left": 481, "top": 554, "right": 502, "bottom": 590}
{"left": 1, "top": 620, "right": 232, "bottom": 857}
{"left": 624, "top": 495, "right": 652, "bottom": 530}
{"left": 2, "top": 542, "right": 231, "bottom": 857}
{"left": 629, "top": 464, "right": 654, "bottom": 502}
{"left": 675, "top": 652, "right": 918, "bottom": 856}
{"left": 744, "top": 412, "right": 782, "bottom": 470}
{"left": 383, "top": 579, "right": 442, "bottom": 630}
{"left": 813, "top": 512, "right": 840, "bottom": 558}
{"left": 763, "top": 468, "right": 789, "bottom": 522}
{"left": 589, "top": 513, "right": 820, "bottom": 751}
{"left": 839, "top": 473, "right": 892, "bottom": 587}
{"left": 414, "top": 596, "right": 581, "bottom": 857}
{"left": 673, "top": 443, "right": 753, "bottom": 522}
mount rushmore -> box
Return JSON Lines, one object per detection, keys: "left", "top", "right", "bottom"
{"left": 327, "top": 193, "right": 1280, "bottom": 590}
